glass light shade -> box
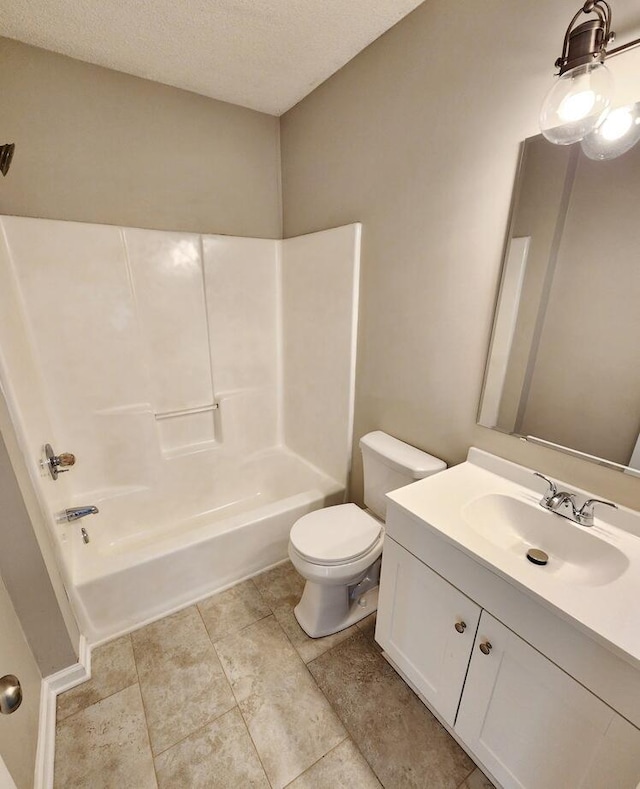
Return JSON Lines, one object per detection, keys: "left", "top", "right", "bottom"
{"left": 580, "top": 103, "right": 640, "bottom": 160}
{"left": 539, "top": 62, "right": 614, "bottom": 145}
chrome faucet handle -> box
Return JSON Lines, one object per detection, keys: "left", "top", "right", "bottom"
{"left": 64, "top": 505, "right": 99, "bottom": 522}
{"left": 576, "top": 498, "right": 618, "bottom": 527}
{"left": 533, "top": 472, "right": 558, "bottom": 505}
{"left": 44, "top": 444, "right": 76, "bottom": 481}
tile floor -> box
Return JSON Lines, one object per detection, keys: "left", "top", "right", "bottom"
{"left": 54, "top": 561, "right": 495, "bottom": 788}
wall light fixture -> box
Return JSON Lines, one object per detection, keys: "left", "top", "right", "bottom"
{"left": 539, "top": 1, "right": 640, "bottom": 156}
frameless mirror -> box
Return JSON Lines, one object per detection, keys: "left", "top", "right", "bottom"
{"left": 479, "top": 131, "right": 640, "bottom": 475}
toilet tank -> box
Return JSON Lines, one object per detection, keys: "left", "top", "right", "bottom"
{"left": 359, "top": 431, "right": 446, "bottom": 520}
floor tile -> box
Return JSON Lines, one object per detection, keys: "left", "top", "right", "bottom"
{"left": 275, "top": 603, "right": 359, "bottom": 663}
{"left": 285, "top": 738, "right": 382, "bottom": 788}
{"left": 252, "top": 560, "right": 306, "bottom": 611}
{"left": 216, "top": 615, "right": 346, "bottom": 789}
{"left": 215, "top": 614, "right": 297, "bottom": 700}
{"left": 131, "top": 605, "right": 235, "bottom": 755}
{"left": 154, "top": 707, "right": 270, "bottom": 788}
{"left": 197, "top": 578, "right": 271, "bottom": 643}
{"left": 56, "top": 635, "right": 138, "bottom": 722}
{"left": 459, "top": 767, "right": 496, "bottom": 789}
{"left": 309, "top": 633, "right": 474, "bottom": 789}
{"left": 253, "top": 561, "right": 357, "bottom": 663}
{"left": 54, "top": 684, "right": 156, "bottom": 788}
{"left": 356, "top": 611, "right": 380, "bottom": 646}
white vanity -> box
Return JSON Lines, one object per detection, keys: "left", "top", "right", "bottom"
{"left": 376, "top": 448, "right": 640, "bottom": 789}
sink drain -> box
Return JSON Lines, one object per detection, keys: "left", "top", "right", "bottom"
{"left": 526, "top": 548, "right": 549, "bottom": 566}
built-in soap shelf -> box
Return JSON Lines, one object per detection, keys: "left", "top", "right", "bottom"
{"left": 154, "top": 402, "right": 219, "bottom": 420}
{"left": 155, "top": 401, "right": 220, "bottom": 457}
{"left": 93, "top": 401, "right": 220, "bottom": 458}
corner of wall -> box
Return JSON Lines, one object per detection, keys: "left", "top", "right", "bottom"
{"left": 275, "top": 116, "right": 284, "bottom": 240}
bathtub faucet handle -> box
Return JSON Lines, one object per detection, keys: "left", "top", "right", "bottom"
{"left": 44, "top": 444, "right": 76, "bottom": 481}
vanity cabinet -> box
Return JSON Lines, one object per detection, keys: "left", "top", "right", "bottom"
{"left": 457, "top": 612, "right": 640, "bottom": 789}
{"left": 376, "top": 535, "right": 640, "bottom": 789}
{"left": 375, "top": 537, "right": 480, "bottom": 726}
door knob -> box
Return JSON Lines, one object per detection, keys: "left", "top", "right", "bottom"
{"left": 454, "top": 621, "right": 467, "bottom": 633}
{"left": 479, "top": 641, "right": 492, "bottom": 655}
{"left": 0, "top": 674, "right": 22, "bottom": 714}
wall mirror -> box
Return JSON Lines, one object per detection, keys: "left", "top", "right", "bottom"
{"left": 478, "top": 131, "right": 640, "bottom": 475}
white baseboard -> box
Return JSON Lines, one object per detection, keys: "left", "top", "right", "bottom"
{"left": 34, "top": 637, "right": 91, "bottom": 789}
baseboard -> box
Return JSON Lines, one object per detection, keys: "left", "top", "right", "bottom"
{"left": 34, "top": 636, "right": 91, "bottom": 789}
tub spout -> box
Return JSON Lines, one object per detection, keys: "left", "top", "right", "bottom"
{"left": 65, "top": 505, "right": 99, "bottom": 522}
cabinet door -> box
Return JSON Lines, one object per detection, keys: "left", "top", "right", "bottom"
{"left": 456, "top": 611, "right": 640, "bottom": 789}
{"left": 376, "top": 537, "right": 481, "bottom": 726}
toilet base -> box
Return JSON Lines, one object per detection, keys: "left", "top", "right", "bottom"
{"left": 294, "top": 583, "right": 379, "bottom": 639}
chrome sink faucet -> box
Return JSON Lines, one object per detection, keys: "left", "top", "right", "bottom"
{"left": 533, "top": 473, "right": 617, "bottom": 527}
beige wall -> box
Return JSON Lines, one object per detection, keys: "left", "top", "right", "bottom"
{"left": 281, "top": 0, "right": 640, "bottom": 509}
{"left": 0, "top": 38, "right": 281, "bottom": 238}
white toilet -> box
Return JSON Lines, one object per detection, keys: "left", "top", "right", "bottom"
{"left": 288, "top": 430, "right": 446, "bottom": 638}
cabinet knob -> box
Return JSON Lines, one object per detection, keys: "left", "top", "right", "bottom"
{"left": 479, "top": 641, "right": 492, "bottom": 655}
{"left": 454, "top": 621, "right": 466, "bottom": 633}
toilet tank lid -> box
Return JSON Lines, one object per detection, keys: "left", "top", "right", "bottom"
{"left": 359, "top": 431, "right": 446, "bottom": 479}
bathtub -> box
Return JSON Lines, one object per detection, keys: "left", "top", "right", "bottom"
{"left": 0, "top": 216, "right": 360, "bottom": 647}
{"left": 65, "top": 447, "right": 344, "bottom": 643}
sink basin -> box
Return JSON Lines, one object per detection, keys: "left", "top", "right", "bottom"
{"left": 462, "top": 493, "right": 629, "bottom": 586}
{"left": 386, "top": 448, "right": 640, "bottom": 664}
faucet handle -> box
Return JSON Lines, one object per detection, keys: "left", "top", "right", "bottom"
{"left": 44, "top": 444, "right": 76, "bottom": 481}
{"left": 576, "top": 498, "right": 618, "bottom": 527}
{"left": 533, "top": 472, "right": 558, "bottom": 505}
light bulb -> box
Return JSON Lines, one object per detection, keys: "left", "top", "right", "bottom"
{"left": 581, "top": 102, "right": 640, "bottom": 160}
{"left": 539, "top": 62, "right": 613, "bottom": 145}
{"left": 599, "top": 106, "right": 633, "bottom": 140}
{"left": 558, "top": 89, "right": 596, "bottom": 122}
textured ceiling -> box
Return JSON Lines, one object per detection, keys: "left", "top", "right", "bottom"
{"left": 2, "top": 0, "right": 425, "bottom": 115}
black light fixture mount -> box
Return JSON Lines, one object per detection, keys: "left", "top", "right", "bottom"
{"left": 0, "top": 144, "right": 15, "bottom": 177}
{"left": 555, "top": 0, "right": 614, "bottom": 76}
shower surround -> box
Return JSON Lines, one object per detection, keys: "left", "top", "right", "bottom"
{"left": 0, "top": 216, "right": 360, "bottom": 642}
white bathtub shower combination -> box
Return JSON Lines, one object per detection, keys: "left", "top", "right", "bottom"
{"left": 74, "top": 448, "right": 344, "bottom": 641}
{"left": 0, "top": 216, "right": 360, "bottom": 642}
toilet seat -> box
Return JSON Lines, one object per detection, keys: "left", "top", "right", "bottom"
{"left": 289, "top": 503, "right": 382, "bottom": 566}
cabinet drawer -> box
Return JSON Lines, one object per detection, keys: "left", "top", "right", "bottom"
{"left": 376, "top": 537, "right": 481, "bottom": 726}
{"left": 456, "top": 612, "right": 640, "bottom": 789}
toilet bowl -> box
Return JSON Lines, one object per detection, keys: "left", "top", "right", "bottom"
{"left": 289, "top": 504, "right": 384, "bottom": 638}
{"left": 288, "top": 431, "right": 446, "bottom": 638}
